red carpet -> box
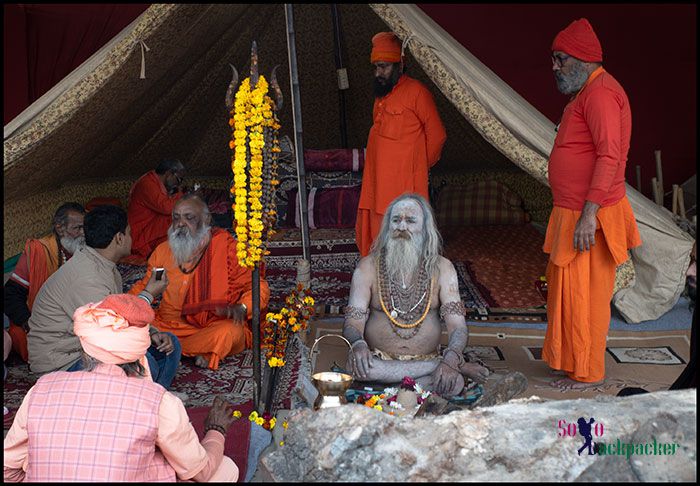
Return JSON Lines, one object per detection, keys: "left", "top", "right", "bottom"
{"left": 442, "top": 224, "right": 549, "bottom": 309}
{"left": 186, "top": 400, "right": 254, "bottom": 482}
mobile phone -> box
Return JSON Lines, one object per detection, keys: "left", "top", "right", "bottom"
{"left": 154, "top": 268, "right": 165, "bottom": 281}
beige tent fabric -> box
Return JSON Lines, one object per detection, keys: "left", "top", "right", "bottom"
{"left": 2, "top": 4, "right": 692, "bottom": 322}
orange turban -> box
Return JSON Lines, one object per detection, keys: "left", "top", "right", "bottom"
{"left": 551, "top": 18, "right": 603, "bottom": 63}
{"left": 371, "top": 32, "right": 402, "bottom": 63}
{"left": 73, "top": 294, "right": 153, "bottom": 367}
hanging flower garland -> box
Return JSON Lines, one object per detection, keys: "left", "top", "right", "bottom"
{"left": 229, "top": 76, "right": 281, "bottom": 268}
{"left": 263, "top": 284, "right": 315, "bottom": 367}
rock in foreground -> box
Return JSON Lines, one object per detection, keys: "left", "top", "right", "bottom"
{"left": 260, "top": 389, "right": 696, "bottom": 482}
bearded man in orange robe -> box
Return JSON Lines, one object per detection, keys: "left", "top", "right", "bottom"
{"left": 355, "top": 31, "right": 447, "bottom": 256}
{"left": 542, "top": 19, "right": 641, "bottom": 390}
{"left": 127, "top": 159, "right": 187, "bottom": 260}
{"left": 3, "top": 202, "right": 86, "bottom": 361}
{"left": 130, "top": 194, "right": 270, "bottom": 370}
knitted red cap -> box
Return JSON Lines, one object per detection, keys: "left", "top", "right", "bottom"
{"left": 551, "top": 18, "right": 603, "bottom": 62}
{"left": 96, "top": 294, "right": 154, "bottom": 328}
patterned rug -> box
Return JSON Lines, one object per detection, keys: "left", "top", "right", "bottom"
{"left": 265, "top": 228, "right": 359, "bottom": 313}
{"left": 442, "top": 224, "right": 549, "bottom": 322}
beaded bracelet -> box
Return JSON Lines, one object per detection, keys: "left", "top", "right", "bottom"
{"left": 204, "top": 424, "right": 226, "bottom": 436}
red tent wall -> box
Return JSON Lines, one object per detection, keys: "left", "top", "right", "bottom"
{"left": 3, "top": 4, "right": 149, "bottom": 125}
{"left": 418, "top": 3, "right": 696, "bottom": 200}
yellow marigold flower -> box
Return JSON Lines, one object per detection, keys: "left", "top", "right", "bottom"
{"left": 255, "top": 417, "right": 264, "bottom": 426}
{"left": 232, "top": 410, "right": 242, "bottom": 418}
{"left": 249, "top": 411, "right": 258, "bottom": 421}
{"left": 282, "top": 421, "right": 288, "bottom": 430}
{"left": 279, "top": 441, "right": 284, "bottom": 446}
{"left": 374, "top": 405, "right": 382, "bottom": 412}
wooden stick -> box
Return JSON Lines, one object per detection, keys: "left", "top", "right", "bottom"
{"left": 652, "top": 177, "right": 660, "bottom": 205}
{"left": 654, "top": 150, "right": 664, "bottom": 201}
{"left": 678, "top": 187, "right": 686, "bottom": 219}
{"left": 635, "top": 165, "right": 642, "bottom": 193}
{"left": 672, "top": 184, "right": 679, "bottom": 215}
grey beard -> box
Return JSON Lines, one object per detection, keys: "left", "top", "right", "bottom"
{"left": 60, "top": 235, "right": 85, "bottom": 255}
{"left": 555, "top": 61, "right": 590, "bottom": 95}
{"left": 385, "top": 233, "right": 424, "bottom": 284}
{"left": 168, "top": 224, "right": 211, "bottom": 266}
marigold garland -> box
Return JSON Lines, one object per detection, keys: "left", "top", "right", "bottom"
{"left": 263, "top": 284, "right": 315, "bottom": 367}
{"left": 230, "top": 75, "right": 281, "bottom": 268}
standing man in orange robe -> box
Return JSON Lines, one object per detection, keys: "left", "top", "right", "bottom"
{"left": 130, "top": 194, "right": 270, "bottom": 370}
{"left": 542, "top": 19, "right": 642, "bottom": 390}
{"left": 128, "top": 159, "right": 187, "bottom": 260}
{"left": 355, "top": 32, "right": 447, "bottom": 256}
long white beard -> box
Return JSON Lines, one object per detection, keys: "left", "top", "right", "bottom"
{"left": 168, "top": 223, "right": 211, "bottom": 266}
{"left": 385, "top": 232, "right": 424, "bottom": 284}
{"left": 60, "top": 235, "right": 85, "bottom": 255}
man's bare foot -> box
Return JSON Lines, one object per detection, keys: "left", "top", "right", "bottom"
{"left": 194, "top": 355, "right": 209, "bottom": 368}
{"left": 459, "top": 362, "right": 490, "bottom": 384}
{"left": 550, "top": 377, "right": 604, "bottom": 391}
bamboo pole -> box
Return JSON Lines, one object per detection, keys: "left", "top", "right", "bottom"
{"left": 672, "top": 185, "right": 679, "bottom": 215}
{"left": 651, "top": 177, "right": 660, "bottom": 205}
{"left": 678, "top": 187, "right": 686, "bottom": 220}
{"left": 285, "top": 4, "right": 311, "bottom": 262}
{"left": 635, "top": 165, "right": 642, "bottom": 193}
{"left": 654, "top": 150, "right": 664, "bottom": 205}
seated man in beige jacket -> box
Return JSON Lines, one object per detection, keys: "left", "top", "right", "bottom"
{"left": 27, "top": 205, "right": 181, "bottom": 390}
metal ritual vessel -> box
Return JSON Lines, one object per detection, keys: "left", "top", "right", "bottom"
{"left": 309, "top": 334, "right": 354, "bottom": 410}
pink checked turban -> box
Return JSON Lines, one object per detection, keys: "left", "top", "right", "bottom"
{"left": 73, "top": 294, "right": 153, "bottom": 366}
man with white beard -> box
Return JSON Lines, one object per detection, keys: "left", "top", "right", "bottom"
{"left": 4, "top": 202, "right": 86, "bottom": 362}
{"left": 130, "top": 194, "right": 270, "bottom": 370}
{"left": 343, "top": 194, "right": 526, "bottom": 403}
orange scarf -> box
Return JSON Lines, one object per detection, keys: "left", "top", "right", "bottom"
{"left": 181, "top": 228, "right": 242, "bottom": 328}
{"left": 27, "top": 235, "right": 60, "bottom": 310}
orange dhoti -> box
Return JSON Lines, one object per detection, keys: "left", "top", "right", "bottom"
{"left": 355, "top": 208, "right": 386, "bottom": 256}
{"left": 152, "top": 317, "right": 251, "bottom": 371}
{"left": 541, "top": 197, "right": 641, "bottom": 383}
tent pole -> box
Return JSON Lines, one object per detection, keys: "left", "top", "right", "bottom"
{"left": 330, "top": 4, "right": 349, "bottom": 148}
{"left": 252, "top": 265, "right": 261, "bottom": 412}
{"left": 284, "top": 3, "right": 311, "bottom": 262}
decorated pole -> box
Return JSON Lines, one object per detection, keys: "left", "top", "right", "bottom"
{"left": 226, "top": 41, "right": 283, "bottom": 413}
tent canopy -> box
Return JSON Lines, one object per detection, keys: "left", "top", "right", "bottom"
{"left": 3, "top": 4, "right": 693, "bottom": 322}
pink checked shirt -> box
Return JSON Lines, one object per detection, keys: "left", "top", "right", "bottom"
{"left": 4, "top": 364, "right": 233, "bottom": 482}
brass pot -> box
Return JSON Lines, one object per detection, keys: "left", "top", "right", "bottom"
{"left": 309, "top": 334, "right": 355, "bottom": 410}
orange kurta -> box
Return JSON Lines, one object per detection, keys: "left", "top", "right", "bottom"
{"left": 6, "top": 235, "right": 60, "bottom": 361}
{"left": 127, "top": 170, "right": 184, "bottom": 259}
{"left": 542, "top": 198, "right": 641, "bottom": 382}
{"left": 356, "top": 74, "right": 446, "bottom": 256}
{"left": 129, "top": 229, "right": 270, "bottom": 370}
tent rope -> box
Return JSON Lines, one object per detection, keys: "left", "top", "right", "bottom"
{"left": 134, "top": 40, "right": 151, "bottom": 79}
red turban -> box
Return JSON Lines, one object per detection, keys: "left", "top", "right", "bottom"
{"left": 551, "top": 18, "right": 603, "bottom": 63}
{"left": 371, "top": 32, "right": 402, "bottom": 63}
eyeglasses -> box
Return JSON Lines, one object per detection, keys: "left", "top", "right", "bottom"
{"left": 551, "top": 53, "right": 571, "bottom": 67}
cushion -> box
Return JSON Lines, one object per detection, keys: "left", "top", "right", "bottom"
{"left": 304, "top": 148, "right": 365, "bottom": 172}
{"left": 435, "top": 180, "right": 530, "bottom": 226}
{"left": 286, "top": 185, "right": 361, "bottom": 229}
